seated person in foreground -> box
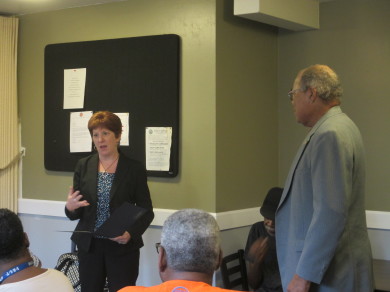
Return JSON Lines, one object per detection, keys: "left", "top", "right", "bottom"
{"left": 119, "top": 208, "right": 242, "bottom": 292}
{"left": 245, "top": 187, "right": 283, "bottom": 292}
{"left": 0, "top": 208, "right": 73, "bottom": 292}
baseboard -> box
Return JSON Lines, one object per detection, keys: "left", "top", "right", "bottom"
{"left": 18, "top": 198, "right": 390, "bottom": 231}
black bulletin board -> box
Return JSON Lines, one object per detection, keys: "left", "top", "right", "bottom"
{"left": 44, "top": 34, "right": 180, "bottom": 177}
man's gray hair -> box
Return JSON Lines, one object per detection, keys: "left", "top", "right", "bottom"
{"left": 160, "top": 209, "right": 221, "bottom": 274}
{"left": 300, "top": 64, "right": 343, "bottom": 103}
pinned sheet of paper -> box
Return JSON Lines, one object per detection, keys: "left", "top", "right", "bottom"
{"left": 70, "top": 111, "right": 93, "bottom": 153}
{"left": 145, "top": 127, "right": 172, "bottom": 171}
{"left": 64, "top": 68, "right": 86, "bottom": 109}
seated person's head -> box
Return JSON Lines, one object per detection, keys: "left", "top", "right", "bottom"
{"left": 158, "top": 209, "right": 221, "bottom": 282}
{"left": 260, "top": 187, "right": 283, "bottom": 236}
{"left": 0, "top": 208, "right": 29, "bottom": 263}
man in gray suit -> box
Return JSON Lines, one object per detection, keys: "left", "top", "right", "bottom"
{"left": 276, "top": 65, "right": 374, "bottom": 292}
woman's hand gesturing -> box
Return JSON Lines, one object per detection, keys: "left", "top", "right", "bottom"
{"left": 65, "top": 186, "right": 90, "bottom": 212}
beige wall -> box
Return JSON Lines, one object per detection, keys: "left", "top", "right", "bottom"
{"left": 216, "top": 0, "right": 278, "bottom": 212}
{"left": 19, "top": 0, "right": 388, "bottom": 212}
{"left": 278, "top": 0, "right": 390, "bottom": 211}
{"left": 18, "top": 0, "right": 279, "bottom": 212}
{"left": 19, "top": 0, "right": 217, "bottom": 210}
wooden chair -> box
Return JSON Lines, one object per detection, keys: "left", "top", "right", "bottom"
{"left": 220, "top": 249, "right": 249, "bottom": 291}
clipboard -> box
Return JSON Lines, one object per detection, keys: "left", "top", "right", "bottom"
{"left": 94, "top": 202, "right": 147, "bottom": 238}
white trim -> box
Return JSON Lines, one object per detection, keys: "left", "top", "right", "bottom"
{"left": 366, "top": 210, "right": 390, "bottom": 230}
{"left": 18, "top": 198, "right": 66, "bottom": 217}
{"left": 215, "top": 207, "right": 260, "bottom": 230}
{"left": 17, "top": 198, "right": 177, "bottom": 226}
{"left": 149, "top": 208, "right": 177, "bottom": 226}
{"left": 18, "top": 198, "right": 390, "bottom": 230}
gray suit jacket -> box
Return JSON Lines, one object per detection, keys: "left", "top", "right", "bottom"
{"left": 276, "top": 106, "right": 373, "bottom": 292}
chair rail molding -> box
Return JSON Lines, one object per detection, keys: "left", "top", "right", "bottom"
{"left": 18, "top": 198, "right": 390, "bottom": 231}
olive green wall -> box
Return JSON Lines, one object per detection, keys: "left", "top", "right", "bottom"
{"left": 18, "top": 0, "right": 279, "bottom": 212}
{"left": 278, "top": 0, "right": 390, "bottom": 211}
{"left": 215, "top": 0, "right": 278, "bottom": 212}
{"left": 19, "top": 0, "right": 217, "bottom": 211}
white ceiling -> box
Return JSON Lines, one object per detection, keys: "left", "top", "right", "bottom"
{"left": 0, "top": 0, "right": 338, "bottom": 16}
{"left": 0, "top": 0, "right": 125, "bottom": 16}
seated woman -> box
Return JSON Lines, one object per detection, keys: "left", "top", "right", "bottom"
{"left": 0, "top": 208, "right": 73, "bottom": 291}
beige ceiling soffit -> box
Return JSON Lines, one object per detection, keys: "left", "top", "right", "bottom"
{"left": 234, "top": 0, "right": 320, "bottom": 31}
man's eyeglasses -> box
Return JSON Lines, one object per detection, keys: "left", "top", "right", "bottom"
{"left": 155, "top": 242, "right": 161, "bottom": 254}
{"left": 288, "top": 88, "right": 302, "bottom": 101}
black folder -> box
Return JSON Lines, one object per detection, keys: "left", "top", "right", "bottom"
{"left": 94, "top": 202, "right": 147, "bottom": 238}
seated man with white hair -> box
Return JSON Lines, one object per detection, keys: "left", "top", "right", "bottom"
{"left": 119, "top": 208, "right": 242, "bottom": 292}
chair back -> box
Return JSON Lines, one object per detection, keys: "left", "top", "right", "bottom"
{"left": 220, "top": 249, "right": 249, "bottom": 291}
{"left": 55, "top": 252, "right": 81, "bottom": 292}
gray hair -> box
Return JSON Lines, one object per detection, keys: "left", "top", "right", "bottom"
{"left": 160, "top": 209, "right": 221, "bottom": 274}
{"left": 300, "top": 64, "right": 343, "bottom": 103}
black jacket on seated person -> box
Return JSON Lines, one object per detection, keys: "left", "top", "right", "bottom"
{"left": 245, "top": 222, "right": 282, "bottom": 292}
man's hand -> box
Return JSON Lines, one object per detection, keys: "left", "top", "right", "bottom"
{"left": 287, "top": 274, "right": 311, "bottom": 292}
{"left": 248, "top": 237, "right": 269, "bottom": 264}
{"left": 246, "top": 237, "right": 269, "bottom": 289}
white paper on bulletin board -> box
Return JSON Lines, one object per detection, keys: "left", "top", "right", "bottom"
{"left": 69, "top": 111, "right": 93, "bottom": 153}
{"left": 63, "top": 68, "right": 86, "bottom": 109}
{"left": 145, "top": 127, "right": 172, "bottom": 171}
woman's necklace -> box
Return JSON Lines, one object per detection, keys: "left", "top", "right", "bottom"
{"left": 100, "top": 155, "right": 119, "bottom": 175}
